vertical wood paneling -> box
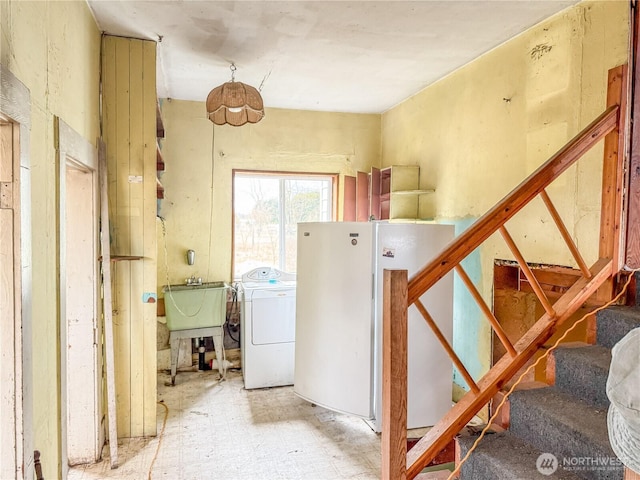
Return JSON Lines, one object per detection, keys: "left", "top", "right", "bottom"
{"left": 113, "top": 37, "right": 133, "bottom": 438}
{"left": 142, "top": 40, "right": 158, "bottom": 436}
{"left": 128, "top": 39, "right": 144, "bottom": 437}
{"left": 102, "top": 35, "right": 157, "bottom": 439}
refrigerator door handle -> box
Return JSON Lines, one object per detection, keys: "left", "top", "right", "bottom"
{"left": 372, "top": 273, "right": 375, "bottom": 299}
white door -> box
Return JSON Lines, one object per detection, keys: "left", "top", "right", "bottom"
{"left": 64, "top": 162, "right": 100, "bottom": 464}
{"left": 294, "top": 222, "right": 374, "bottom": 418}
{"left": 57, "top": 118, "right": 102, "bottom": 468}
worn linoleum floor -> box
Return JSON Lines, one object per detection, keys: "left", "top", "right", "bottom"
{"left": 68, "top": 369, "right": 381, "bottom": 480}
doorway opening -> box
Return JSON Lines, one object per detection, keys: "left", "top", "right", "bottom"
{"left": 56, "top": 118, "right": 103, "bottom": 473}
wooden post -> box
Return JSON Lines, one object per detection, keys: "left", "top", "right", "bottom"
{"left": 382, "top": 269, "right": 408, "bottom": 480}
{"left": 99, "top": 140, "right": 119, "bottom": 468}
{"left": 599, "top": 65, "right": 628, "bottom": 288}
{"left": 626, "top": 1, "right": 640, "bottom": 268}
{"left": 625, "top": 467, "right": 640, "bottom": 480}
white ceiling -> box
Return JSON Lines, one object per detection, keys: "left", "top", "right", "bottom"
{"left": 87, "top": 1, "right": 577, "bottom": 114}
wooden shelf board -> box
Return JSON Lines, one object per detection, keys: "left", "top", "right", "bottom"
{"left": 111, "top": 255, "right": 144, "bottom": 261}
{"left": 391, "top": 189, "right": 435, "bottom": 196}
{"left": 98, "top": 255, "right": 144, "bottom": 262}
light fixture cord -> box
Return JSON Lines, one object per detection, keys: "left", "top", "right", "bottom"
{"left": 230, "top": 63, "right": 236, "bottom": 82}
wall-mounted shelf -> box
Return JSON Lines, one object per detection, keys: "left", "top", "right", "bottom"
{"left": 349, "top": 166, "right": 434, "bottom": 221}
{"left": 391, "top": 189, "right": 435, "bottom": 196}
{"left": 379, "top": 165, "right": 427, "bottom": 220}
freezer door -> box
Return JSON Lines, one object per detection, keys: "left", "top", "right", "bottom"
{"left": 294, "top": 222, "right": 374, "bottom": 419}
{"left": 372, "top": 222, "right": 455, "bottom": 430}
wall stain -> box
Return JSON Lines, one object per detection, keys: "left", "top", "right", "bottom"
{"left": 530, "top": 43, "right": 553, "bottom": 60}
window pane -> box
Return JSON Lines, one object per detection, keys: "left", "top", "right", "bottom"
{"left": 234, "top": 176, "right": 281, "bottom": 277}
{"left": 283, "top": 179, "right": 330, "bottom": 273}
{"left": 234, "top": 173, "right": 333, "bottom": 278}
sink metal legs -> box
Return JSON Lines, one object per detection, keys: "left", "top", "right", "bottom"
{"left": 169, "top": 326, "right": 224, "bottom": 385}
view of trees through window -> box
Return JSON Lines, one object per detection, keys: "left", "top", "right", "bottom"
{"left": 233, "top": 172, "right": 334, "bottom": 278}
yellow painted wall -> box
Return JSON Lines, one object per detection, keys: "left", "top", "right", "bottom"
{"left": 0, "top": 0, "right": 631, "bottom": 473}
{"left": 157, "top": 100, "right": 380, "bottom": 288}
{"left": 0, "top": 0, "right": 101, "bottom": 477}
{"left": 381, "top": 0, "right": 628, "bottom": 393}
{"left": 102, "top": 36, "right": 158, "bottom": 438}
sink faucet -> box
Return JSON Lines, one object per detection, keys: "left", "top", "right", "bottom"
{"left": 186, "top": 275, "right": 202, "bottom": 286}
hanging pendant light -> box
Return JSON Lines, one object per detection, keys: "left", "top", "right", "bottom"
{"left": 206, "top": 63, "right": 264, "bottom": 126}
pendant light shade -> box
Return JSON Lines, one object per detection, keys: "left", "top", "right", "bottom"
{"left": 206, "top": 64, "right": 264, "bottom": 126}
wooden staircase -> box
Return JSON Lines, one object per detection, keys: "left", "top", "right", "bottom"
{"left": 456, "top": 302, "right": 640, "bottom": 479}
{"left": 381, "top": 64, "right": 629, "bottom": 480}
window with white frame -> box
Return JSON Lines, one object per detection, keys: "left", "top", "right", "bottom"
{"left": 233, "top": 172, "right": 334, "bottom": 278}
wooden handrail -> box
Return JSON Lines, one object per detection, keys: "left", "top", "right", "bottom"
{"left": 407, "top": 105, "right": 619, "bottom": 305}
{"left": 405, "top": 258, "right": 613, "bottom": 478}
{"left": 382, "top": 65, "right": 627, "bottom": 480}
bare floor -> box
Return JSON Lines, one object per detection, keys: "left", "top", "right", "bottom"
{"left": 68, "top": 369, "right": 381, "bottom": 480}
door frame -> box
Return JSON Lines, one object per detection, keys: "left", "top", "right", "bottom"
{"left": 0, "top": 63, "right": 33, "bottom": 480}
{"left": 625, "top": 1, "right": 640, "bottom": 268}
{"left": 55, "top": 117, "right": 102, "bottom": 471}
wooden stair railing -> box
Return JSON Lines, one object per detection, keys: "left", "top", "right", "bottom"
{"left": 382, "top": 64, "right": 628, "bottom": 480}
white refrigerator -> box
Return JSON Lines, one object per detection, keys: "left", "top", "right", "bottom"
{"left": 294, "top": 221, "right": 454, "bottom": 432}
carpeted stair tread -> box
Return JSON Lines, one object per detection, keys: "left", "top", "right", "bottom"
{"left": 596, "top": 306, "right": 640, "bottom": 348}
{"left": 553, "top": 344, "right": 611, "bottom": 408}
{"left": 457, "top": 431, "right": 583, "bottom": 479}
{"left": 509, "top": 386, "right": 622, "bottom": 480}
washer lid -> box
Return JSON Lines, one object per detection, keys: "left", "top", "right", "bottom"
{"left": 241, "top": 267, "right": 296, "bottom": 284}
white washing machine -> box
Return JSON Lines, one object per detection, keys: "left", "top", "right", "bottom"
{"left": 240, "top": 267, "right": 296, "bottom": 389}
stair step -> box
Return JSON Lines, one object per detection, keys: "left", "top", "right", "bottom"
{"left": 457, "top": 431, "right": 582, "bottom": 479}
{"left": 596, "top": 306, "right": 640, "bottom": 348}
{"left": 509, "top": 386, "right": 623, "bottom": 480}
{"left": 415, "top": 471, "right": 451, "bottom": 479}
{"left": 552, "top": 344, "right": 611, "bottom": 408}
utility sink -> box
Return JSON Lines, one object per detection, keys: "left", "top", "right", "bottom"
{"left": 162, "top": 282, "right": 228, "bottom": 331}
